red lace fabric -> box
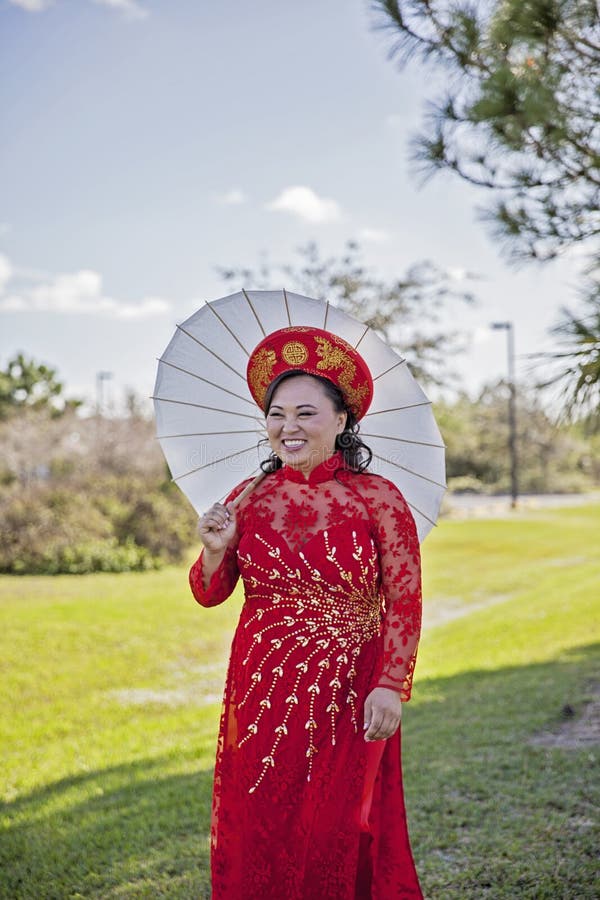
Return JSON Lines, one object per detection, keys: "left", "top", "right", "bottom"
{"left": 189, "top": 453, "right": 423, "bottom": 899}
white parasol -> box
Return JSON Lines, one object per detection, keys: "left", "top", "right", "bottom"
{"left": 153, "top": 289, "right": 446, "bottom": 541}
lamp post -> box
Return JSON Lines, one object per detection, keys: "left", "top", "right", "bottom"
{"left": 491, "top": 322, "right": 518, "bottom": 509}
{"left": 96, "top": 371, "right": 113, "bottom": 416}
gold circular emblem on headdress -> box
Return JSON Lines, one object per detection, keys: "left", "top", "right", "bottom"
{"left": 281, "top": 341, "right": 308, "bottom": 365}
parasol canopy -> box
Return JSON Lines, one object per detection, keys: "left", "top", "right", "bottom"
{"left": 153, "top": 289, "right": 446, "bottom": 541}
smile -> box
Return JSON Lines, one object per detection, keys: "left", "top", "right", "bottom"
{"left": 282, "top": 440, "right": 306, "bottom": 449}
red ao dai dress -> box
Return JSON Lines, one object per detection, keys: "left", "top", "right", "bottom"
{"left": 189, "top": 453, "right": 424, "bottom": 899}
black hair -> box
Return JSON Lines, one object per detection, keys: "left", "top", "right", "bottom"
{"left": 259, "top": 370, "right": 373, "bottom": 475}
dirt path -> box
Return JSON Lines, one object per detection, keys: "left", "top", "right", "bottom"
{"left": 529, "top": 687, "right": 600, "bottom": 750}
{"left": 443, "top": 492, "right": 599, "bottom": 521}
{"left": 421, "top": 592, "right": 514, "bottom": 630}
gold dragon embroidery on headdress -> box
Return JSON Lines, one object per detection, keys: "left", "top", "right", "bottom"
{"left": 247, "top": 347, "right": 277, "bottom": 407}
{"left": 314, "top": 336, "right": 370, "bottom": 415}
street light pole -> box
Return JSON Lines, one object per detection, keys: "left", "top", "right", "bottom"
{"left": 96, "top": 371, "right": 113, "bottom": 416}
{"left": 491, "top": 322, "right": 518, "bottom": 509}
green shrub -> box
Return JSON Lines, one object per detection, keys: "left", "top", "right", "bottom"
{"left": 447, "top": 475, "right": 489, "bottom": 494}
{"left": 0, "top": 479, "right": 197, "bottom": 575}
{"left": 9, "top": 537, "right": 157, "bottom": 575}
{"left": 115, "top": 491, "right": 196, "bottom": 562}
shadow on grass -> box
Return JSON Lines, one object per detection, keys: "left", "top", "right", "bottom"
{"left": 403, "top": 642, "right": 600, "bottom": 900}
{"left": 1, "top": 644, "right": 599, "bottom": 900}
{"left": 0, "top": 755, "right": 213, "bottom": 899}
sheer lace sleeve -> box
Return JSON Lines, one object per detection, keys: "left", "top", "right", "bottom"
{"left": 355, "top": 476, "right": 422, "bottom": 700}
{"left": 188, "top": 478, "right": 252, "bottom": 608}
{"left": 189, "top": 544, "right": 240, "bottom": 608}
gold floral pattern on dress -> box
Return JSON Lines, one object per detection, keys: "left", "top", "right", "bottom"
{"left": 189, "top": 457, "right": 422, "bottom": 796}
{"left": 237, "top": 530, "right": 381, "bottom": 793}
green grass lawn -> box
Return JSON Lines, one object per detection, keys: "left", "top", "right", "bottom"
{"left": 1, "top": 505, "right": 599, "bottom": 899}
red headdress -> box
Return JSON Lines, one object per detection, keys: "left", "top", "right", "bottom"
{"left": 246, "top": 325, "right": 374, "bottom": 420}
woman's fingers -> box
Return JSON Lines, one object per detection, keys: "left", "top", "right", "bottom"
{"left": 198, "top": 503, "right": 236, "bottom": 551}
{"left": 365, "top": 713, "right": 398, "bottom": 741}
{"left": 365, "top": 720, "right": 383, "bottom": 741}
{"left": 364, "top": 705, "right": 389, "bottom": 741}
{"left": 199, "top": 503, "right": 233, "bottom": 533}
{"left": 363, "top": 687, "right": 402, "bottom": 741}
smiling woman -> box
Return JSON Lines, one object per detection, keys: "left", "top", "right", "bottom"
{"left": 189, "top": 324, "right": 425, "bottom": 899}
{"left": 265, "top": 374, "right": 347, "bottom": 475}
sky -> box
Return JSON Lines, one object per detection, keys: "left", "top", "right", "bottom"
{"left": 0, "top": 0, "right": 584, "bottom": 414}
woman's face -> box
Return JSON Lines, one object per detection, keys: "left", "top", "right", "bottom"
{"left": 266, "top": 375, "right": 347, "bottom": 475}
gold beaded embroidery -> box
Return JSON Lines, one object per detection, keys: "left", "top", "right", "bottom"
{"left": 237, "top": 530, "right": 381, "bottom": 793}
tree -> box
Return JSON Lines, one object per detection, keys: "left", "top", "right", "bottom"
{"left": 373, "top": 0, "right": 600, "bottom": 417}
{"left": 0, "top": 406, "right": 197, "bottom": 573}
{"left": 373, "top": 0, "right": 600, "bottom": 263}
{"left": 0, "top": 353, "right": 81, "bottom": 419}
{"left": 535, "top": 282, "right": 600, "bottom": 421}
{"left": 219, "top": 241, "right": 477, "bottom": 386}
{"left": 436, "top": 381, "right": 596, "bottom": 493}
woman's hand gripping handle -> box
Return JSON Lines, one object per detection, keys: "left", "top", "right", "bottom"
{"left": 198, "top": 502, "right": 237, "bottom": 588}
{"left": 197, "top": 472, "right": 265, "bottom": 589}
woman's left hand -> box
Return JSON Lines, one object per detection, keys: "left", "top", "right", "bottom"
{"left": 363, "top": 687, "right": 402, "bottom": 741}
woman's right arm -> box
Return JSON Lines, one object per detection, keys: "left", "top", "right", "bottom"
{"left": 189, "top": 501, "right": 240, "bottom": 607}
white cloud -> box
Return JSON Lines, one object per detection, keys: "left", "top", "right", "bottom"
{"left": 266, "top": 185, "right": 342, "bottom": 224}
{"left": 8, "top": 0, "right": 148, "bottom": 15}
{"left": 92, "top": 0, "right": 148, "bottom": 19}
{"left": 217, "top": 189, "right": 248, "bottom": 205}
{"left": 0, "top": 254, "right": 13, "bottom": 293}
{"left": 0, "top": 295, "right": 27, "bottom": 312}
{"left": 447, "top": 266, "right": 467, "bottom": 281}
{"left": 357, "top": 227, "right": 391, "bottom": 244}
{"left": 8, "top": 0, "right": 52, "bottom": 10}
{"left": 563, "top": 240, "right": 598, "bottom": 262}
{"left": 0, "top": 257, "right": 170, "bottom": 319}
{"left": 471, "top": 326, "right": 494, "bottom": 346}
{"left": 446, "top": 265, "right": 487, "bottom": 283}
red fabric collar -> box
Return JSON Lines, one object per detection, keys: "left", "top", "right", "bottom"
{"left": 281, "top": 451, "right": 346, "bottom": 486}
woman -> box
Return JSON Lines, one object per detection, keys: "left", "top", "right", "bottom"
{"left": 189, "top": 326, "right": 423, "bottom": 899}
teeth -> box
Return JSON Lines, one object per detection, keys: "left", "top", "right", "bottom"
{"left": 283, "top": 440, "right": 305, "bottom": 448}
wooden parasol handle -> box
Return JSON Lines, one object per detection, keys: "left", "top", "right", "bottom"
{"left": 230, "top": 471, "right": 267, "bottom": 509}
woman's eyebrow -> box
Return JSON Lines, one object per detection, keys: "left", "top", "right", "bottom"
{"left": 269, "top": 403, "right": 318, "bottom": 410}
